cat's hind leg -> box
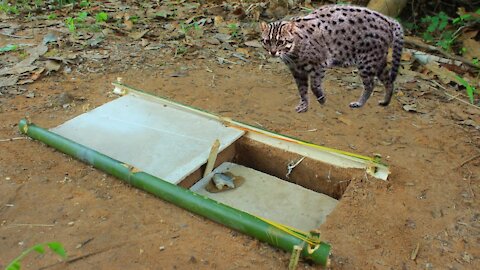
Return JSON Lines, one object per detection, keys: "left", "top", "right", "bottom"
{"left": 377, "top": 60, "right": 394, "bottom": 106}
{"left": 349, "top": 68, "right": 375, "bottom": 108}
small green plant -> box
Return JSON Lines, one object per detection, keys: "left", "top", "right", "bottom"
{"left": 421, "top": 11, "right": 453, "bottom": 50}
{"left": 455, "top": 75, "right": 477, "bottom": 104}
{"left": 6, "top": 242, "right": 67, "bottom": 270}
{"left": 0, "top": 1, "right": 19, "bottom": 14}
{"left": 179, "top": 21, "right": 201, "bottom": 36}
{"left": 95, "top": 12, "right": 108, "bottom": 23}
{"left": 47, "top": 13, "right": 57, "bottom": 20}
{"left": 65, "top": 11, "right": 89, "bottom": 33}
{"left": 129, "top": 15, "right": 139, "bottom": 24}
{"left": 472, "top": 58, "right": 479, "bottom": 66}
{"left": 174, "top": 45, "right": 188, "bottom": 57}
{"left": 65, "top": 17, "right": 76, "bottom": 32}
{"left": 79, "top": 0, "right": 90, "bottom": 8}
{"left": 53, "top": 0, "right": 78, "bottom": 7}
{"left": 420, "top": 9, "right": 480, "bottom": 51}
{"left": 227, "top": 23, "right": 240, "bottom": 38}
{"left": 0, "top": 44, "right": 18, "bottom": 53}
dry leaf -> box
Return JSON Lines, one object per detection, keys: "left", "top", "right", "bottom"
{"left": 401, "top": 50, "right": 412, "bottom": 61}
{"left": 45, "top": 60, "right": 61, "bottom": 73}
{"left": 244, "top": 40, "right": 262, "bottom": 48}
{"left": 123, "top": 14, "right": 134, "bottom": 31}
{"left": 424, "top": 62, "right": 457, "bottom": 84}
{"left": 129, "top": 29, "right": 150, "bottom": 40}
{"left": 214, "top": 16, "right": 224, "bottom": 27}
{"left": 403, "top": 104, "right": 418, "bottom": 113}
{"left": 337, "top": 116, "right": 352, "bottom": 125}
{"left": 31, "top": 67, "right": 45, "bottom": 80}
{"left": 0, "top": 76, "right": 18, "bottom": 87}
{"left": 462, "top": 38, "right": 480, "bottom": 62}
{"left": 411, "top": 242, "right": 420, "bottom": 260}
{"left": 236, "top": 48, "right": 250, "bottom": 57}
{"left": 0, "top": 65, "right": 37, "bottom": 76}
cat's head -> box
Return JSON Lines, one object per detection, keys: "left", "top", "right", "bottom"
{"left": 260, "top": 21, "right": 296, "bottom": 57}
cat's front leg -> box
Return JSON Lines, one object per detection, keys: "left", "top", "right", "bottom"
{"left": 291, "top": 68, "right": 309, "bottom": 113}
{"left": 311, "top": 67, "right": 326, "bottom": 105}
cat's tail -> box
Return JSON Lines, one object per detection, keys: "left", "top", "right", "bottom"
{"left": 389, "top": 21, "right": 404, "bottom": 83}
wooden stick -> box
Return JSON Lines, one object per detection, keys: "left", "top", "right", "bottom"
{"left": 204, "top": 139, "right": 220, "bottom": 177}
{"left": 457, "top": 154, "right": 480, "bottom": 168}
{"left": 5, "top": 223, "right": 55, "bottom": 228}
{"left": 0, "top": 137, "right": 27, "bottom": 142}
{"left": 429, "top": 81, "right": 480, "bottom": 110}
{"left": 404, "top": 36, "right": 479, "bottom": 70}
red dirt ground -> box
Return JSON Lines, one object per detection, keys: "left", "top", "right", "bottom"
{"left": 1, "top": 35, "right": 479, "bottom": 270}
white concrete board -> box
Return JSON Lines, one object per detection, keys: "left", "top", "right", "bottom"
{"left": 51, "top": 93, "right": 244, "bottom": 184}
{"left": 191, "top": 162, "right": 338, "bottom": 231}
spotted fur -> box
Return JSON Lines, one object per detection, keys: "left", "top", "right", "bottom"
{"left": 260, "top": 4, "right": 404, "bottom": 111}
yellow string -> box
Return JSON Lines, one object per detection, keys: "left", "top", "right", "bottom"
{"left": 254, "top": 215, "right": 321, "bottom": 247}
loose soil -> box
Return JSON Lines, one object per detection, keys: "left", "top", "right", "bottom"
{"left": 1, "top": 17, "right": 479, "bottom": 270}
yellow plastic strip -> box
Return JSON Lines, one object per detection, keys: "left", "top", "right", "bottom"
{"left": 227, "top": 122, "right": 376, "bottom": 162}
{"left": 254, "top": 216, "right": 320, "bottom": 246}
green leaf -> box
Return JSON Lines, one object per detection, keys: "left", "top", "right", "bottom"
{"left": 6, "top": 260, "right": 21, "bottom": 270}
{"left": 461, "top": 14, "right": 472, "bottom": 20}
{"left": 456, "top": 75, "right": 476, "bottom": 104}
{"left": 47, "top": 242, "right": 67, "bottom": 258}
{"left": 32, "top": 244, "right": 45, "bottom": 254}
{"left": 438, "top": 17, "right": 448, "bottom": 30}
{"left": 130, "top": 15, "right": 139, "bottom": 23}
{"left": 438, "top": 11, "right": 449, "bottom": 21}
{"left": 466, "top": 86, "right": 475, "bottom": 104}
{"left": 65, "top": 17, "right": 76, "bottom": 32}
{"left": 427, "top": 16, "right": 439, "bottom": 32}
{"left": 420, "top": 16, "right": 432, "bottom": 24}
{"left": 77, "top": 11, "right": 88, "bottom": 22}
{"left": 79, "top": 0, "right": 90, "bottom": 8}
{"left": 0, "top": 44, "right": 18, "bottom": 53}
{"left": 95, "top": 12, "right": 108, "bottom": 23}
{"left": 423, "top": 32, "right": 434, "bottom": 42}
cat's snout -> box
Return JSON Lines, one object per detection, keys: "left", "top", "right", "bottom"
{"left": 270, "top": 50, "right": 279, "bottom": 57}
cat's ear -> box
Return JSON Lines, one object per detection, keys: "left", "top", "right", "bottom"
{"left": 260, "top": 21, "right": 268, "bottom": 32}
{"left": 284, "top": 21, "right": 296, "bottom": 33}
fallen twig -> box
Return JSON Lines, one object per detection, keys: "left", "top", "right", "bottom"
{"left": 5, "top": 223, "right": 55, "bottom": 228}
{"left": 429, "top": 81, "right": 480, "bottom": 110}
{"left": 0, "top": 137, "right": 28, "bottom": 142}
{"left": 406, "top": 48, "right": 463, "bottom": 66}
{"left": 404, "top": 36, "right": 479, "bottom": 71}
{"left": 101, "top": 23, "right": 129, "bottom": 35}
{"left": 38, "top": 243, "right": 125, "bottom": 269}
{"left": 457, "top": 154, "right": 480, "bottom": 169}
{"left": 0, "top": 33, "right": 34, "bottom": 39}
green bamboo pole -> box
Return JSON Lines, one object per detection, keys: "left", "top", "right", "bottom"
{"left": 19, "top": 119, "right": 331, "bottom": 266}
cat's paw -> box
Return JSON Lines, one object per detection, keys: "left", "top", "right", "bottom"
{"left": 316, "top": 95, "right": 326, "bottom": 105}
{"left": 295, "top": 101, "right": 309, "bottom": 113}
{"left": 349, "top": 101, "right": 363, "bottom": 108}
{"left": 378, "top": 100, "right": 390, "bottom": 106}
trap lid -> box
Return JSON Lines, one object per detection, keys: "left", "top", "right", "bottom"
{"left": 51, "top": 93, "right": 244, "bottom": 184}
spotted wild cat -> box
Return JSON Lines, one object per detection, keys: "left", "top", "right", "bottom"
{"left": 260, "top": 5, "right": 404, "bottom": 112}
